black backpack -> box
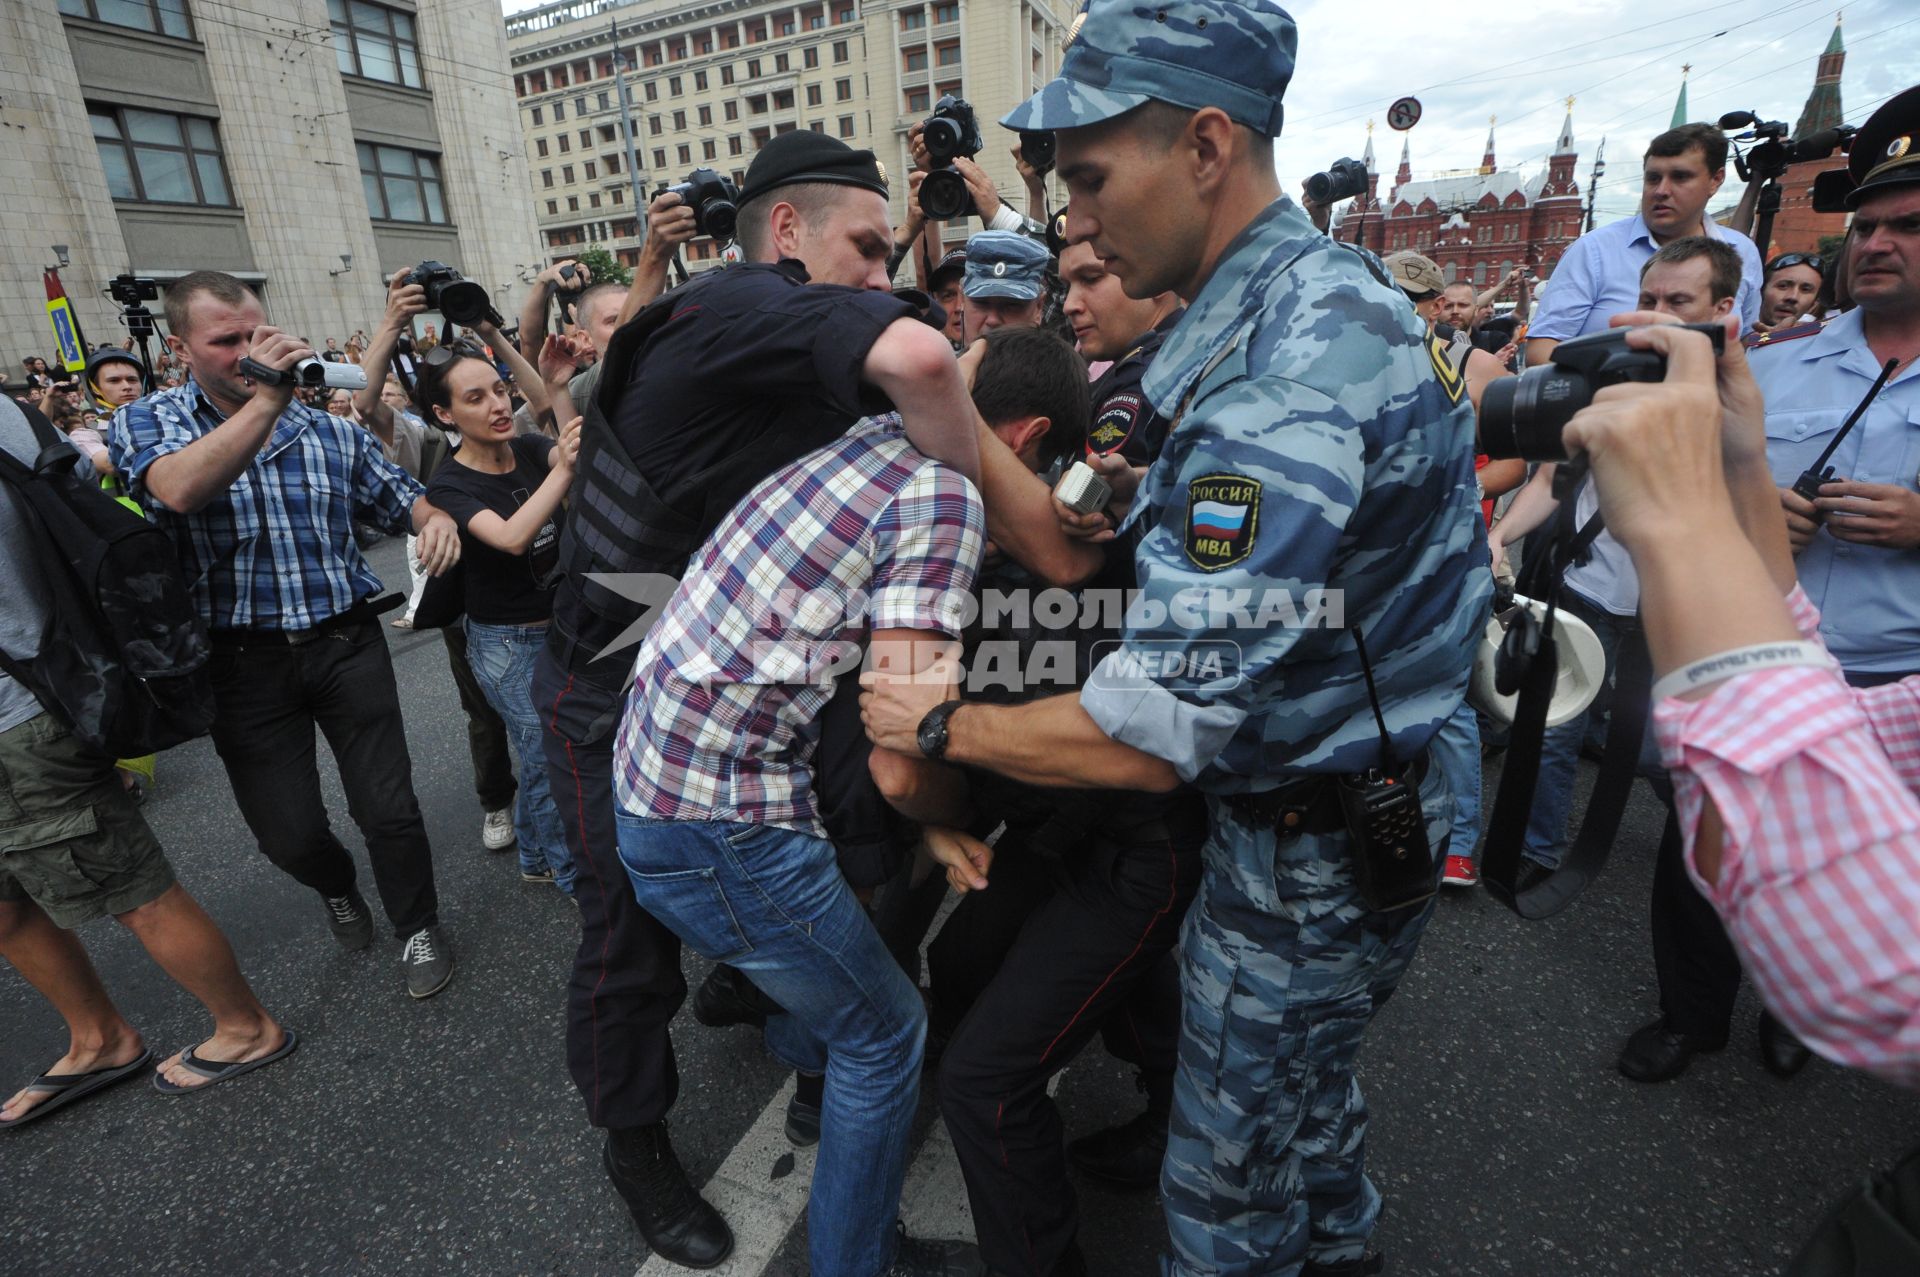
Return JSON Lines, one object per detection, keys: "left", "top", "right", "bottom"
{"left": 0, "top": 404, "right": 215, "bottom": 756}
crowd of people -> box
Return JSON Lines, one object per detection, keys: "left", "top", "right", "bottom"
{"left": 4, "top": 0, "right": 1920, "bottom": 1273}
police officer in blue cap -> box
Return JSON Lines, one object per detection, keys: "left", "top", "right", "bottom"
{"left": 961, "top": 229, "right": 1053, "bottom": 345}
{"left": 859, "top": 1, "right": 1487, "bottom": 1273}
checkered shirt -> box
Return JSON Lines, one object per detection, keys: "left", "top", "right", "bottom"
{"left": 110, "top": 378, "right": 422, "bottom": 631}
{"left": 1656, "top": 584, "right": 1920, "bottom": 1088}
{"left": 614, "top": 417, "right": 984, "bottom": 836}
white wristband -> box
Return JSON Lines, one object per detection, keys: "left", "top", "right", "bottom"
{"left": 1650, "top": 641, "right": 1837, "bottom": 702}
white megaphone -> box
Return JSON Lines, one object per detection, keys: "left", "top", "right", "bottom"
{"left": 1469, "top": 593, "right": 1606, "bottom": 729}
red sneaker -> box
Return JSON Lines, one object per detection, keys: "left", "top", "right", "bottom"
{"left": 1442, "top": 854, "right": 1480, "bottom": 887}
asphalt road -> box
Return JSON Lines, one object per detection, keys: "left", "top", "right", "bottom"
{"left": 4, "top": 535, "right": 1916, "bottom": 1276}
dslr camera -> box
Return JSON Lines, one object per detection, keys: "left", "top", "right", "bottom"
{"left": 404, "top": 260, "right": 498, "bottom": 327}
{"left": 919, "top": 94, "right": 984, "bottom": 221}
{"left": 659, "top": 167, "right": 740, "bottom": 241}
{"left": 1018, "top": 129, "right": 1056, "bottom": 175}
{"left": 1304, "top": 157, "right": 1369, "bottom": 206}
{"left": 1479, "top": 322, "right": 1726, "bottom": 462}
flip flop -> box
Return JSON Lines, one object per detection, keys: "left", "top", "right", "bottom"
{"left": 152, "top": 1028, "right": 300, "bottom": 1096}
{"left": 0, "top": 1047, "right": 155, "bottom": 1130}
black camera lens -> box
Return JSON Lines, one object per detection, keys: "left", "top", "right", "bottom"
{"left": 1305, "top": 157, "right": 1369, "bottom": 206}
{"left": 1479, "top": 368, "right": 1588, "bottom": 462}
{"left": 701, "top": 197, "right": 738, "bottom": 242}
{"left": 436, "top": 279, "right": 492, "bottom": 326}
{"left": 920, "top": 168, "right": 972, "bottom": 221}
{"left": 1019, "top": 130, "right": 1056, "bottom": 173}
{"left": 924, "top": 118, "right": 966, "bottom": 165}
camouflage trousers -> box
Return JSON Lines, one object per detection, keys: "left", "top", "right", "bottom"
{"left": 1161, "top": 764, "right": 1448, "bottom": 1276}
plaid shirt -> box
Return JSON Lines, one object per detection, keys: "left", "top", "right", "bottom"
{"left": 614, "top": 417, "right": 983, "bottom": 836}
{"left": 1656, "top": 584, "right": 1920, "bottom": 1087}
{"left": 110, "top": 379, "right": 422, "bottom": 631}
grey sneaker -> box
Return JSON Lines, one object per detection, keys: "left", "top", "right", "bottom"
{"left": 323, "top": 889, "right": 374, "bottom": 951}
{"left": 482, "top": 808, "right": 515, "bottom": 851}
{"left": 401, "top": 926, "right": 454, "bottom": 999}
{"left": 521, "top": 865, "right": 556, "bottom": 885}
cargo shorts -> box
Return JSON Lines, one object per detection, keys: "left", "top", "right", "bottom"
{"left": 0, "top": 712, "right": 175, "bottom": 928}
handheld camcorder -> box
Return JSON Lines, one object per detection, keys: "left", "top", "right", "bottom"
{"left": 1019, "top": 130, "right": 1057, "bottom": 175}
{"left": 237, "top": 355, "right": 368, "bottom": 392}
{"left": 1305, "top": 157, "right": 1369, "bottom": 206}
{"left": 660, "top": 167, "right": 740, "bottom": 241}
{"left": 405, "top": 260, "right": 497, "bottom": 327}
{"left": 1719, "top": 110, "right": 1855, "bottom": 184}
{"left": 919, "top": 94, "right": 985, "bottom": 221}
{"left": 1479, "top": 322, "right": 1726, "bottom": 462}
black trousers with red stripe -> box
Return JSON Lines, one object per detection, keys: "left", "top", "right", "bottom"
{"left": 531, "top": 646, "right": 687, "bottom": 1130}
{"left": 932, "top": 813, "right": 1202, "bottom": 1277}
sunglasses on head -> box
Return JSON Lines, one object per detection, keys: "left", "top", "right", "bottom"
{"left": 1767, "top": 252, "right": 1825, "bottom": 276}
{"left": 421, "top": 338, "right": 490, "bottom": 369}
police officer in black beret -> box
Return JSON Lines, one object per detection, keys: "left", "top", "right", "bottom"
{"left": 528, "top": 131, "right": 988, "bottom": 1268}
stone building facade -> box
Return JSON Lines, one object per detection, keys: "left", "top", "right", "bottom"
{"left": 1, "top": 0, "right": 538, "bottom": 378}
{"left": 504, "top": 0, "right": 1072, "bottom": 278}
{"left": 1336, "top": 110, "right": 1585, "bottom": 290}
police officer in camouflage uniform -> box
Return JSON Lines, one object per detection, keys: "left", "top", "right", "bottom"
{"left": 859, "top": 1, "right": 1488, "bottom": 1272}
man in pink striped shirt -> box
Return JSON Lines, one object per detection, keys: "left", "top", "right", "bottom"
{"left": 1561, "top": 306, "right": 1920, "bottom": 1088}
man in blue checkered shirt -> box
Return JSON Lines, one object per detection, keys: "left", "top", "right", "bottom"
{"left": 110, "top": 271, "right": 463, "bottom": 1000}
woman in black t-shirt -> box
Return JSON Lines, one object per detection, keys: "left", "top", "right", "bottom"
{"left": 421, "top": 345, "right": 582, "bottom": 895}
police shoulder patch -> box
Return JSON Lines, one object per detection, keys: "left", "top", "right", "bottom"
{"left": 1089, "top": 392, "right": 1142, "bottom": 454}
{"left": 1185, "top": 472, "right": 1261, "bottom": 572}
{"left": 1426, "top": 332, "right": 1465, "bottom": 404}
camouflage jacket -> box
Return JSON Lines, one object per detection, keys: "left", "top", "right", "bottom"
{"left": 1079, "top": 197, "right": 1489, "bottom": 792}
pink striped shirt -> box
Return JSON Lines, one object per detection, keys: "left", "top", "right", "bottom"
{"left": 1653, "top": 585, "right": 1920, "bottom": 1088}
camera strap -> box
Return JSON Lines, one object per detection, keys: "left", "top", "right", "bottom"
{"left": 1479, "top": 481, "right": 1651, "bottom": 919}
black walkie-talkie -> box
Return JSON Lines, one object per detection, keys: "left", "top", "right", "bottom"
{"left": 1791, "top": 357, "right": 1901, "bottom": 521}
{"left": 1335, "top": 626, "right": 1437, "bottom": 913}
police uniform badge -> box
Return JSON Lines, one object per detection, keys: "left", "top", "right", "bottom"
{"left": 1185, "top": 473, "right": 1260, "bottom": 571}
{"left": 1089, "top": 391, "right": 1142, "bottom": 454}
{"left": 1426, "top": 332, "right": 1465, "bottom": 404}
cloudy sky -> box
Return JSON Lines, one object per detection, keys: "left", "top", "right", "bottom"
{"left": 501, "top": 0, "right": 1919, "bottom": 226}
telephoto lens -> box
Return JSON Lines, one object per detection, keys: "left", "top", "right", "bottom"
{"left": 920, "top": 167, "right": 972, "bottom": 220}
{"left": 1020, "top": 130, "right": 1056, "bottom": 173}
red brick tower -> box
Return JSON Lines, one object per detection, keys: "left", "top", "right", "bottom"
{"left": 1769, "top": 17, "right": 1850, "bottom": 258}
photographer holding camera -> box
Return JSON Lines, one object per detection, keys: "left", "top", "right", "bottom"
{"left": 107, "top": 271, "right": 463, "bottom": 1000}
{"left": 1548, "top": 308, "right": 1920, "bottom": 1091}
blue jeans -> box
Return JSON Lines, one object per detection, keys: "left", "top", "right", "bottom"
{"left": 1428, "top": 698, "right": 1482, "bottom": 865}
{"left": 616, "top": 814, "right": 926, "bottom": 1277}
{"left": 464, "top": 619, "right": 575, "bottom": 894}
{"left": 1521, "top": 592, "right": 1666, "bottom": 870}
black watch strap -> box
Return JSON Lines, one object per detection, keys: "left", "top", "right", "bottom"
{"left": 916, "top": 699, "right": 964, "bottom": 761}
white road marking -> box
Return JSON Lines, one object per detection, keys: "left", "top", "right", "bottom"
{"left": 636, "top": 1075, "right": 814, "bottom": 1277}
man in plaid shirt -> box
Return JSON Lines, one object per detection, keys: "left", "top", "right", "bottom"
{"left": 111, "top": 272, "right": 463, "bottom": 1000}
{"left": 614, "top": 329, "right": 1097, "bottom": 1277}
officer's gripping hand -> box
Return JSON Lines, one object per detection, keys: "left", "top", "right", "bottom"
{"left": 859, "top": 655, "right": 960, "bottom": 756}
{"left": 924, "top": 826, "right": 992, "bottom": 894}
{"left": 416, "top": 509, "right": 462, "bottom": 576}
{"left": 1560, "top": 324, "right": 1727, "bottom": 558}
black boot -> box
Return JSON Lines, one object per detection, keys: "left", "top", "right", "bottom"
{"left": 1066, "top": 1070, "right": 1171, "bottom": 1190}
{"left": 603, "top": 1123, "right": 734, "bottom": 1269}
{"left": 691, "top": 963, "right": 785, "bottom": 1029}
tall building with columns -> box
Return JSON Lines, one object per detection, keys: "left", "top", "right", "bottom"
{"left": 504, "top": 0, "right": 1073, "bottom": 278}
{"left": 1, "top": 0, "right": 540, "bottom": 379}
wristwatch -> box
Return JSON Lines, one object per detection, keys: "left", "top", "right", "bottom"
{"left": 916, "top": 700, "right": 964, "bottom": 761}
